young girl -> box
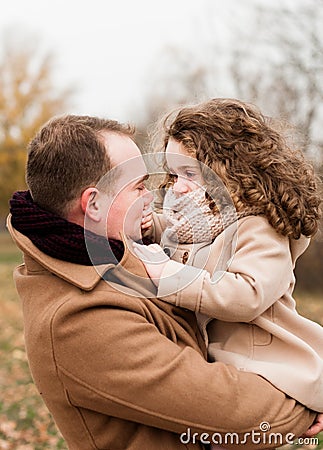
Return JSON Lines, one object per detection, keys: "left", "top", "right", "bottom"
{"left": 134, "top": 98, "right": 323, "bottom": 420}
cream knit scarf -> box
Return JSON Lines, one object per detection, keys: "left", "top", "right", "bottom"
{"left": 163, "top": 188, "right": 262, "bottom": 245}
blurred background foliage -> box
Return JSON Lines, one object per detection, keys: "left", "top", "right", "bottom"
{"left": 134, "top": 0, "right": 323, "bottom": 295}
{"left": 0, "top": 33, "right": 72, "bottom": 219}
{"left": 0, "top": 0, "right": 322, "bottom": 448}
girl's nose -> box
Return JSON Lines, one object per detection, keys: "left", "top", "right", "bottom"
{"left": 173, "top": 177, "right": 188, "bottom": 194}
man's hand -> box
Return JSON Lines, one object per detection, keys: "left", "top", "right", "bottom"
{"left": 133, "top": 243, "right": 169, "bottom": 286}
{"left": 301, "top": 413, "right": 323, "bottom": 437}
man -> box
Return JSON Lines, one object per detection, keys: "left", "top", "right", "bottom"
{"left": 8, "top": 115, "right": 321, "bottom": 449}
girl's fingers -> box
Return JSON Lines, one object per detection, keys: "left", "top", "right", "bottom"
{"left": 142, "top": 210, "right": 153, "bottom": 221}
{"left": 141, "top": 211, "right": 153, "bottom": 231}
{"left": 133, "top": 243, "right": 169, "bottom": 263}
{"left": 141, "top": 218, "right": 153, "bottom": 230}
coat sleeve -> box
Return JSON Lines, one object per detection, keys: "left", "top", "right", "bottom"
{"left": 157, "top": 217, "right": 293, "bottom": 322}
{"left": 52, "top": 293, "right": 313, "bottom": 442}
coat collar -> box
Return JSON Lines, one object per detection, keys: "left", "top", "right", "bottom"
{"left": 7, "top": 214, "right": 147, "bottom": 292}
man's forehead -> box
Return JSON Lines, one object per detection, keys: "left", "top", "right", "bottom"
{"left": 116, "top": 155, "right": 148, "bottom": 180}
{"left": 101, "top": 132, "right": 147, "bottom": 177}
{"left": 108, "top": 155, "right": 148, "bottom": 194}
{"left": 101, "top": 132, "right": 142, "bottom": 166}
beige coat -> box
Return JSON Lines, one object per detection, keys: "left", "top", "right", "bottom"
{"left": 7, "top": 216, "right": 316, "bottom": 449}
{"left": 153, "top": 214, "right": 323, "bottom": 412}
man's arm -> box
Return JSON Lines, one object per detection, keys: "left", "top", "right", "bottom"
{"left": 52, "top": 293, "right": 315, "bottom": 448}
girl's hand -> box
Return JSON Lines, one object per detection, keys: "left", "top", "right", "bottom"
{"left": 301, "top": 413, "right": 323, "bottom": 437}
{"left": 141, "top": 205, "right": 153, "bottom": 232}
{"left": 133, "top": 243, "right": 169, "bottom": 286}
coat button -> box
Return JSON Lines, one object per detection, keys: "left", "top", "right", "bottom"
{"left": 163, "top": 247, "right": 171, "bottom": 257}
{"left": 182, "top": 251, "right": 189, "bottom": 264}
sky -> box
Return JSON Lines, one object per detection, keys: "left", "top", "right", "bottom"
{"left": 0, "top": 0, "right": 213, "bottom": 122}
{"left": 1, "top": 0, "right": 312, "bottom": 127}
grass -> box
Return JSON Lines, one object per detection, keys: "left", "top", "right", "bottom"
{"left": 0, "top": 230, "right": 322, "bottom": 449}
{"left": 0, "top": 232, "right": 67, "bottom": 449}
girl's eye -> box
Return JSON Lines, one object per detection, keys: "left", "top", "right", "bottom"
{"left": 185, "top": 171, "right": 196, "bottom": 178}
{"left": 137, "top": 184, "right": 145, "bottom": 191}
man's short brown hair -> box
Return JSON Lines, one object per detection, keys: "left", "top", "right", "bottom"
{"left": 26, "top": 115, "right": 134, "bottom": 217}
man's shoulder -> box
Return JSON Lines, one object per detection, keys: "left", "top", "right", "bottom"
{"left": 8, "top": 214, "right": 113, "bottom": 291}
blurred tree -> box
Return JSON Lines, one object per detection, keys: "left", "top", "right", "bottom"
{"left": 136, "top": 0, "right": 322, "bottom": 293}
{"left": 138, "top": 0, "right": 323, "bottom": 163}
{"left": 295, "top": 233, "right": 323, "bottom": 295}
{"left": 0, "top": 32, "right": 73, "bottom": 224}
{"left": 229, "top": 0, "right": 323, "bottom": 162}
{"left": 228, "top": 0, "right": 323, "bottom": 294}
{"left": 138, "top": 47, "right": 211, "bottom": 126}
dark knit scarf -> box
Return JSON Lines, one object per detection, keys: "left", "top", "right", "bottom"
{"left": 9, "top": 190, "right": 125, "bottom": 265}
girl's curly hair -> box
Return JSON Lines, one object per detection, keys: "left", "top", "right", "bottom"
{"left": 160, "top": 98, "right": 321, "bottom": 239}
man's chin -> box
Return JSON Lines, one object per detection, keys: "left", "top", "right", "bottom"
{"left": 128, "top": 233, "right": 142, "bottom": 243}
{"left": 120, "top": 226, "right": 140, "bottom": 241}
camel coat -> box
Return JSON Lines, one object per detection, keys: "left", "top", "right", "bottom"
{"left": 153, "top": 214, "right": 323, "bottom": 412}
{"left": 7, "top": 215, "right": 316, "bottom": 449}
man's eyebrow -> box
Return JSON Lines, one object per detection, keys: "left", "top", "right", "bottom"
{"left": 134, "top": 174, "right": 149, "bottom": 184}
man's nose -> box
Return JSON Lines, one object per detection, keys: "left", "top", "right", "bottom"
{"left": 143, "top": 188, "right": 154, "bottom": 205}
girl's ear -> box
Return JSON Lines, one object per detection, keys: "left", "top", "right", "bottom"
{"left": 81, "top": 187, "right": 101, "bottom": 223}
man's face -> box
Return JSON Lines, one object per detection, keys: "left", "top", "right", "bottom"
{"left": 99, "top": 133, "right": 153, "bottom": 241}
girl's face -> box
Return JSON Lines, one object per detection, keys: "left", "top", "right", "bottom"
{"left": 165, "top": 138, "right": 204, "bottom": 194}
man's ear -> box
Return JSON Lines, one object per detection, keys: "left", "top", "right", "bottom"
{"left": 81, "top": 187, "right": 101, "bottom": 222}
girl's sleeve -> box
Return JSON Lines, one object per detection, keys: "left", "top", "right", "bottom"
{"left": 157, "top": 217, "right": 293, "bottom": 322}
